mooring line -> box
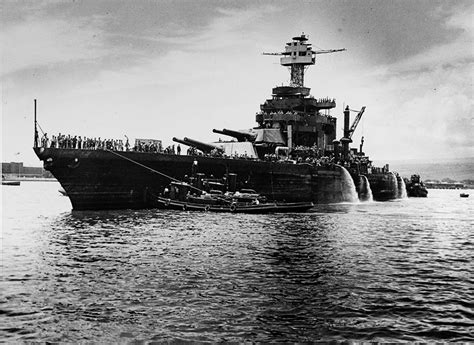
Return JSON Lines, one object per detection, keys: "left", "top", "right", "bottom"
{"left": 105, "top": 149, "right": 232, "bottom": 203}
{"left": 106, "top": 149, "right": 181, "bottom": 182}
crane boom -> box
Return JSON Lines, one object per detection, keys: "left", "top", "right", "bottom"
{"left": 348, "top": 106, "right": 366, "bottom": 139}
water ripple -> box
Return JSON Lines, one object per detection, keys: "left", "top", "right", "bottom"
{"left": 1, "top": 183, "right": 473, "bottom": 342}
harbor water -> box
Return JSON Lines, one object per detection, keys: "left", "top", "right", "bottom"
{"left": 2, "top": 182, "right": 473, "bottom": 342}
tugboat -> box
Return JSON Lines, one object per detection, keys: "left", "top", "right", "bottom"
{"left": 33, "top": 34, "right": 400, "bottom": 210}
{"left": 404, "top": 174, "right": 428, "bottom": 197}
{"left": 155, "top": 175, "right": 313, "bottom": 213}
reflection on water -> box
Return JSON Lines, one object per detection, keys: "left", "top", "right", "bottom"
{"left": 1, "top": 182, "right": 473, "bottom": 342}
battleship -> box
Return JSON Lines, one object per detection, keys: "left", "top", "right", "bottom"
{"left": 33, "top": 34, "right": 402, "bottom": 210}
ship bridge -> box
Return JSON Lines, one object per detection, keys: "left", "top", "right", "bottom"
{"left": 256, "top": 34, "right": 344, "bottom": 150}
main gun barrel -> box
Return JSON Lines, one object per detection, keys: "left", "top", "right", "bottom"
{"left": 172, "top": 137, "right": 189, "bottom": 147}
{"left": 173, "top": 137, "right": 223, "bottom": 154}
{"left": 213, "top": 128, "right": 255, "bottom": 142}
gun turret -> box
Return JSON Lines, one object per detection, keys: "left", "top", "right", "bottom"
{"left": 212, "top": 128, "right": 255, "bottom": 142}
{"left": 173, "top": 137, "right": 223, "bottom": 154}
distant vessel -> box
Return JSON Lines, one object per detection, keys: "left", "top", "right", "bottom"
{"left": 460, "top": 193, "right": 469, "bottom": 198}
{"left": 2, "top": 175, "right": 20, "bottom": 186}
{"left": 404, "top": 174, "right": 428, "bottom": 197}
{"left": 33, "top": 34, "right": 401, "bottom": 210}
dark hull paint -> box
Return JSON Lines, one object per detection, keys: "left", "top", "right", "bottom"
{"left": 35, "top": 148, "right": 356, "bottom": 210}
{"left": 367, "top": 173, "right": 398, "bottom": 201}
{"left": 407, "top": 186, "right": 428, "bottom": 197}
{"left": 34, "top": 148, "right": 397, "bottom": 210}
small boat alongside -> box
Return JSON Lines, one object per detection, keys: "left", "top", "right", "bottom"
{"left": 156, "top": 196, "right": 313, "bottom": 213}
{"left": 155, "top": 181, "right": 313, "bottom": 213}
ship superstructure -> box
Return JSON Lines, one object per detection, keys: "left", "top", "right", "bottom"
{"left": 257, "top": 34, "right": 344, "bottom": 152}
{"left": 206, "top": 34, "right": 344, "bottom": 159}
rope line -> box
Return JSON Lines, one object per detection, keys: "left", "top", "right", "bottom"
{"left": 106, "top": 149, "right": 180, "bottom": 183}
{"left": 105, "top": 149, "right": 232, "bottom": 204}
{"left": 37, "top": 123, "right": 46, "bottom": 136}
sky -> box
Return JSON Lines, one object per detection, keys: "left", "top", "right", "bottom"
{"left": 1, "top": 0, "right": 473, "bottom": 166}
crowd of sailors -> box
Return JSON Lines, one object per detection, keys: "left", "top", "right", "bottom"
{"left": 261, "top": 144, "right": 335, "bottom": 166}
{"left": 137, "top": 141, "right": 162, "bottom": 153}
{"left": 40, "top": 133, "right": 166, "bottom": 153}
{"left": 316, "top": 97, "right": 336, "bottom": 104}
{"left": 38, "top": 133, "right": 370, "bottom": 169}
{"left": 40, "top": 133, "right": 130, "bottom": 151}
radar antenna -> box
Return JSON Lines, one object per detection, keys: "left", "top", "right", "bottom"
{"left": 263, "top": 33, "right": 345, "bottom": 87}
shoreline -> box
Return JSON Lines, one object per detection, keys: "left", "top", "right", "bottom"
{"left": 2, "top": 177, "right": 57, "bottom": 182}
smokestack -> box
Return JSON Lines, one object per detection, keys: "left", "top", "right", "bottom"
{"left": 341, "top": 106, "right": 352, "bottom": 161}
{"left": 343, "top": 105, "right": 350, "bottom": 139}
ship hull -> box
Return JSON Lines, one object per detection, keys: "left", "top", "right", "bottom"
{"left": 34, "top": 148, "right": 357, "bottom": 210}
{"left": 367, "top": 173, "right": 398, "bottom": 201}
{"left": 406, "top": 185, "right": 428, "bottom": 197}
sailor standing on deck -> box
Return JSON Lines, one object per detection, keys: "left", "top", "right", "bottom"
{"left": 125, "top": 136, "right": 130, "bottom": 151}
{"left": 41, "top": 133, "right": 49, "bottom": 148}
